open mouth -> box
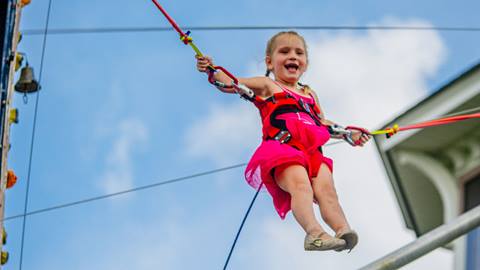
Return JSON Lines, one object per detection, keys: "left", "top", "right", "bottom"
{"left": 284, "top": 63, "right": 299, "bottom": 72}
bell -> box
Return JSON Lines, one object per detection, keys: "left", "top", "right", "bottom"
{"left": 14, "top": 63, "right": 40, "bottom": 94}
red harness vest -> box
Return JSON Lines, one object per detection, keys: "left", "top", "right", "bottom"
{"left": 253, "top": 90, "right": 323, "bottom": 151}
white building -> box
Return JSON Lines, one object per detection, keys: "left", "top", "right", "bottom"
{"left": 374, "top": 62, "right": 480, "bottom": 270}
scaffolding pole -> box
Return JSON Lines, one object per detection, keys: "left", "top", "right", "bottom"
{"left": 359, "top": 204, "right": 480, "bottom": 270}
{"left": 0, "top": 0, "right": 22, "bottom": 267}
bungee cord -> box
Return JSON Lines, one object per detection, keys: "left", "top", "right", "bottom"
{"left": 223, "top": 184, "right": 262, "bottom": 270}
{"left": 151, "top": 1, "right": 237, "bottom": 88}
{"left": 150, "top": 0, "right": 256, "bottom": 99}
{"left": 371, "top": 113, "right": 480, "bottom": 137}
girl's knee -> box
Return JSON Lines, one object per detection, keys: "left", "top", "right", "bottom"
{"left": 274, "top": 164, "right": 311, "bottom": 194}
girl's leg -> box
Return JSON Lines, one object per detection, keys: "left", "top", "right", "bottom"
{"left": 311, "top": 163, "right": 351, "bottom": 234}
{"left": 274, "top": 164, "right": 326, "bottom": 236}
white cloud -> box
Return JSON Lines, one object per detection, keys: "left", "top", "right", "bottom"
{"left": 182, "top": 18, "right": 452, "bottom": 269}
{"left": 98, "top": 118, "right": 148, "bottom": 194}
{"left": 183, "top": 101, "right": 262, "bottom": 165}
{"left": 304, "top": 18, "right": 445, "bottom": 127}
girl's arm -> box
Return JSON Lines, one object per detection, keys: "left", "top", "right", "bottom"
{"left": 238, "top": 77, "right": 273, "bottom": 98}
{"left": 196, "top": 55, "right": 273, "bottom": 97}
{"left": 310, "top": 90, "right": 371, "bottom": 146}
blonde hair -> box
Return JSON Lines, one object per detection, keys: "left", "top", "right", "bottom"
{"left": 265, "top": 31, "right": 318, "bottom": 104}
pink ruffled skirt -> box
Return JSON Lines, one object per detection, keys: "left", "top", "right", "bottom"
{"left": 244, "top": 112, "right": 333, "bottom": 219}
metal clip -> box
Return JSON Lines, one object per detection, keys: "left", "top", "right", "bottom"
{"left": 233, "top": 82, "right": 255, "bottom": 101}
{"left": 273, "top": 130, "right": 292, "bottom": 144}
{"left": 328, "top": 124, "right": 351, "bottom": 137}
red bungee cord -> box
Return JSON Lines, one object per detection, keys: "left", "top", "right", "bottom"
{"left": 373, "top": 113, "right": 480, "bottom": 138}
{"left": 150, "top": 0, "right": 239, "bottom": 87}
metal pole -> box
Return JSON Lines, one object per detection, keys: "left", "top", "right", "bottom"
{"left": 0, "top": 0, "right": 22, "bottom": 267}
{"left": 359, "top": 204, "right": 480, "bottom": 270}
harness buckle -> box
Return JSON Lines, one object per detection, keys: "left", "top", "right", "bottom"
{"left": 328, "top": 124, "right": 351, "bottom": 138}
{"left": 273, "top": 130, "right": 292, "bottom": 144}
{"left": 233, "top": 83, "right": 255, "bottom": 100}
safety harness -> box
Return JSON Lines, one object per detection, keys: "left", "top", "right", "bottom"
{"left": 248, "top": 84, "right": 367, "bottom": 148}
{"left": 256, "top": 90, "right": 319, "bottom": 140}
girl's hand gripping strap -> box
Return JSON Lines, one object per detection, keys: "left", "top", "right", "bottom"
{"left": 327, "top": 125, "right": 370, "bottom": 146}
{"left": 346, "top": 126, "right": 371, "bottom": 146}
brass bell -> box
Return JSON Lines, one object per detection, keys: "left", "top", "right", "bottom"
{"left": 14, "top": 63, "right": 40, "bottom": 94}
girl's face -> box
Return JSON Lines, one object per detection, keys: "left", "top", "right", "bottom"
{"left": 266, "top": 34, "right": 308, "bottom": 85}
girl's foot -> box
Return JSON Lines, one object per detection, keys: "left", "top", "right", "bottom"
{"left": 304, "top": 232, "right": 346, "bottom": 251}
{"left": 335, "top": 229, "right": 358, "bottom": 252}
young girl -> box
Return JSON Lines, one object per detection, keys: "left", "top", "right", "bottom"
{"left": 196, "top": 31, "right": 370, "bottom": 252}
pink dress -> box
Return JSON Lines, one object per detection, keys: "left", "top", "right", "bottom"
{"left": 244, "top": 86, "right": 333, "bottom": 219}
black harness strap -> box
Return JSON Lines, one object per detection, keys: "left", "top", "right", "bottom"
{"left": 266, "top": 102, "right": 324, "bottom": 153}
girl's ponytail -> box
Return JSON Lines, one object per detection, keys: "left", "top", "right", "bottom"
{"left": 299, "top": 82, "right": 320, "bottom": 107}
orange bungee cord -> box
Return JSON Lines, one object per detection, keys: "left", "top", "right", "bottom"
{"left": 371, "top": 113, "right": 480, "bottom": 138}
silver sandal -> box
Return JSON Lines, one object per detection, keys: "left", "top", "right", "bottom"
{"left": 304, "top": 232, "right": 346, "bottom": 251}
{"left": 335, "top": 229, "right": 358, "bottom": 252}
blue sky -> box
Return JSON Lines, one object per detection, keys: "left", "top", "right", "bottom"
{"left": 4, "top": 0, "right": 480, "bottom": 269}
